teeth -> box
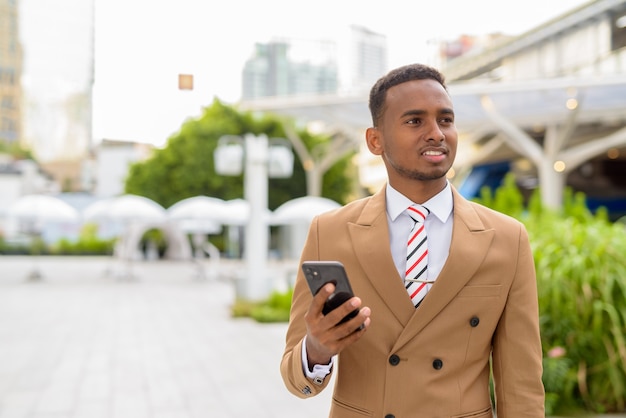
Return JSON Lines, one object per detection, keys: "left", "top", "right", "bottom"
{"left": 424, "top": 150, "right": 443, "bottom": 156}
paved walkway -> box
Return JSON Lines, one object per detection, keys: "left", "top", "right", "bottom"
{"left": 0, "top": 256, "right": 333, "bottom": 418}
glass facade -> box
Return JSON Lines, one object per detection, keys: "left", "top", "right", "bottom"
{"left": 18, "top": 0, "right": 94, "bottom": 162}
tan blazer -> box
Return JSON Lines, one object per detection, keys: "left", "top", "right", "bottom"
{"left": 281, "top": 185, "right": 545, "bottom": 418}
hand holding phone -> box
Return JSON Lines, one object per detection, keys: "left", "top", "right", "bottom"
{"left": 302, "top": 261, "right": 359, "bottom": 325}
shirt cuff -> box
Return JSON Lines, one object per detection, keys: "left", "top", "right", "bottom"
{"left": 301, "top": 336, "right": 333, "bottom": 381}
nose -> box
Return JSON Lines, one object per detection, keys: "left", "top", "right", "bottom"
{"left": 426, "top": 122, "right": 445, "bottom": 142}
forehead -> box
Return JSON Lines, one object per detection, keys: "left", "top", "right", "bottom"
{"left": 385, "top": 79, "right": 453, "bottom": 113}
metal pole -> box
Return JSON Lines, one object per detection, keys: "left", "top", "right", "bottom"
{"left": 239, "top": 133, "right": 270, "bottom": 301}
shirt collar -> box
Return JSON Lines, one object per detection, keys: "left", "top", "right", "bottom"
{"left": 386, "top": 181, "right": 453, "bottom": 223}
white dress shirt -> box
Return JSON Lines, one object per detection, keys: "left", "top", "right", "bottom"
{"left": 386, "top": 181, "right": 454, "bottom": 283}
{"left": 302, "top": 182, "right": 455, "bottom": 380}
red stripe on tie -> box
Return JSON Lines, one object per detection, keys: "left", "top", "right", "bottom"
{"left": 407, "top": 225, "right": 425, "bottom": 246}
{"left": 406, "top": 250, "right": 428, "bottom": 275}
{"left": 409, "top": 282, "right": 427, "bottom": 299}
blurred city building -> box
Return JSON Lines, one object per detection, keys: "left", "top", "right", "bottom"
{"left": 438, "top": 33, "right": 513, "bottom": 65}
{"left": 242, "top": 25, "right": 387, "bottom": 99}
{"left": 0, "top": 0, "right": 22, "bottom": 144}
{"left": 92, "top": 139, "right": 154, "bottom": 198}
{"left": 441, "top": 0, "right": 626, "bottom": 82}
{"left": 0, "top": 156, "right": 57, "bottom": 215}
{"left": 338, "top": 25, "right": 388, "bottom": 94}
{"left": 18, "top": 0, "right": 95, "bottom": 167}
{"left": 242, "top": 39, "right": 338, "bottom": 99}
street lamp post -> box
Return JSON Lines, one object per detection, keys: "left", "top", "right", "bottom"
{"left": 243, "top": 134, "right": 270, "bottom": 300}
{"left": 214, "top": 133, "right": 293, "bottom": 301}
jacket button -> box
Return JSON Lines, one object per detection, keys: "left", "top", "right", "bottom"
{"left": 389, "top": 354, "right": 400, "bottom": 366}
{"left": 432, "top": 359, "right": 443, "bottom": 370}
{"left": 470, "top": 316, "right": 480, "bottom": 327}
{"left": 385, "top": 415, "right": 395, "bottom": 418}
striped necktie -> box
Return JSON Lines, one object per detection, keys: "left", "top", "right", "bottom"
{"left": 405, "top": 204, "right": 431, "bottom": 308}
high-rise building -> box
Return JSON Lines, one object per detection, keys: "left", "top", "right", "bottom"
{"left": 339, "top": 25, "right": 387, "bottom": 94}
{"left": 0, "top": 0, "right": 22, "bottom": 144}
{"left": 242, "top": 38, "right": 338, "bottom": 100}
{"left": 18, "top": 0, "right": 94, "bottom": 163}
{"left": 241, "top": 25, "right": 387, "bottom": 100}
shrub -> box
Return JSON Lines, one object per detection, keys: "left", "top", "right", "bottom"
{"left": 49, "top": 223, "right": 116, "bottom": 255}
{"left": 475, "top": 173, "right": 626, "bottom": 414}
{"left": 231, "top": 288, "right": 293, "bottom": 323}
{"left": 531, "top": 211, "right": 626, "bottom": 413}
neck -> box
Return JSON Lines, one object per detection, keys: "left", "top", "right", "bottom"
{"left": 390, "top": 178, "right": 447, "bottom": 204}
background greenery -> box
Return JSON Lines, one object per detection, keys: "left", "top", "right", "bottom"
{"left": 0, "top": 223, "right": 116, "bottom": 256}
{"left": 124, "top": 99, "right": 356, "bottom": 209}
{"left": 476, "top": 173, "right": 626, "bottom": 415}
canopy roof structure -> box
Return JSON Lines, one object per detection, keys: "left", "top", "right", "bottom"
{"left": 240, "top": 74, "right": 626, "bottom": 135}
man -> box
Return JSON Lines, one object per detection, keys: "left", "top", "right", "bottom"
{"left": 281, "top": 63, "right": 545, "bottom": 417}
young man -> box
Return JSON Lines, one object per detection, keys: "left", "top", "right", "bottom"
{"left": 281, "top": 63, "right": 545, "bottom": 417}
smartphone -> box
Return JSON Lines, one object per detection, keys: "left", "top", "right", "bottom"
{"left": 302, "top": 261, "right": 359, "bottom": 325}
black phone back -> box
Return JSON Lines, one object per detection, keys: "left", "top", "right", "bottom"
{"left": 302, "top": 261, "right": 358, "bottom": 321}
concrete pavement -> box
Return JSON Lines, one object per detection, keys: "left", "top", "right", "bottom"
{"left": 0, "top": 256, "right": 333, "bottom": 418}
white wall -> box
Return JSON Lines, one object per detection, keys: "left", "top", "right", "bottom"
{"left": 95, "top": 142, "right": 153, "bottom": 198}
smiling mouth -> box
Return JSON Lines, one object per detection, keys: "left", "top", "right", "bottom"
{"left": 422, "top": 149, "right": 445, "bottom": 156}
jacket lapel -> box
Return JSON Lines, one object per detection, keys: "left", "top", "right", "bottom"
{"left": 392, "top": 187, "right": 495, "bottom": 351}
{"left": 348, "top": 187, "right": 416, "bottom": 327}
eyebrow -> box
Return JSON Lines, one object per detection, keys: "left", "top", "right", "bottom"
{"left": 400, "top": 108, "right": 455, "bottom": 118}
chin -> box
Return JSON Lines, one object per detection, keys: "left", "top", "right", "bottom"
{"left": 405, "top": 172, "right": 447, "bottom": 182}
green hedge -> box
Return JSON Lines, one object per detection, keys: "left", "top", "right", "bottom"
{"left": 0, "top": 223, "right": 115, "bottom": 256}
{"left": 476, "top": 174, "right": 626, "bottom": 415}
{"left": 231, "top": 288, "right": 293, "bottom": 323}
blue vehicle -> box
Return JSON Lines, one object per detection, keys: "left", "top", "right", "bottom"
{"left": 459, "top": 158, "right": 626, "bottom": 222}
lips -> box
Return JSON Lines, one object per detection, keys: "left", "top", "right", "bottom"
{"left": 423, "top": 149, "right": 445, "bottom": 156}
{"left": 421, "top": 148, "right": 447, "bottom": 163}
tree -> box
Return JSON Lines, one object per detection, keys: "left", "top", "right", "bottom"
{"left": 0, "top": 141, "right": 34, "bottom": 160}
{"left": 124, "top": 99, "right": 355, "bottom": 209}
{"left": 281, "top": 120, "right": 360, "bottom": 197}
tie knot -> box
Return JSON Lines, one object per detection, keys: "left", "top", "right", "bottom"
{"left": 407, "top": 204, "right": 429, "bottom": 223}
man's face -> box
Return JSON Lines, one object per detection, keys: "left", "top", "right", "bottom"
{"left": 366, "top": 79, "right": 458, "bottom": 187}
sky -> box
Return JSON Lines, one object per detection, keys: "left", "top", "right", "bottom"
{"left": 92, "top": 0, "right": 591, "bottom": 146}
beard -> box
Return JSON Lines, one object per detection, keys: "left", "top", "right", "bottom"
{"left": 386, "top": 157, "right": 449, "bottom": 181}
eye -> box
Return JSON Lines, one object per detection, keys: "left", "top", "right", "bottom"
{"left": 406, "top": 117, "right": 421, "bottom": 125}
{"left": 439, "top": 116, "right": 455, "bottom": 124}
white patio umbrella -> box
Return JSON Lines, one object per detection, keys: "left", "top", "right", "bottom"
{"left": 221, "top": 198, "right": 273, "bottom": 226}
{"left": 83, "top": 194, "right": 166, "bottom": 223}
{"left": 6, "top": 194, "right": 80, "bottom": 280}
{"left": 270, "top": 196, "right": 341, "bottom": 225}
{"left": 167, "top": 196, "right": 233, "bottom": 279}
{"left": 221, "top": 199, "right": 250, "bottom": 226}
{"left": 167, "top": 196, "right": 229, "bottom": 233}
{"left": 81, "top": 198, "right": 112, "bottom": 222}
{"left": 81, "top": 195, "right": 167, "bottom": 278}
{"left": 7, "top": 194, "right": 80, "bottom": 223}
{"left": 270, "top": 196, "right": 341, "bottom": 260}
{"left": 218, "top": 199, "right": 274, "bottom": 259}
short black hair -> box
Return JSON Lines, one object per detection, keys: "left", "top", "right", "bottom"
{"left": 368, "top": 63, "right": 447, "bottom": 126}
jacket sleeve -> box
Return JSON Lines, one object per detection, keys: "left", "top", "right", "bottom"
{"left": 280, "top": 216, "right": 333, "bottom": 398}
{"left": 492, "top": 224, "right": 545, "bottom": 417}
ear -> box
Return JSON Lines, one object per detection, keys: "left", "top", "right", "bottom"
{"left": 365, "top": 127, "right": 383, "bottom": 156}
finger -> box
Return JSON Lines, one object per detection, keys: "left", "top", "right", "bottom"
{"left": 310, "top": 283, "right": 336, "bottom": 318}
{"left": 325, "top": 296, "right": 361, "bottom": 326}
{"left": 336, "top": 316, "right": 371, "bottom": 351}
{"left": 337, "top": 306, "right": 371, "bottom": 338}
